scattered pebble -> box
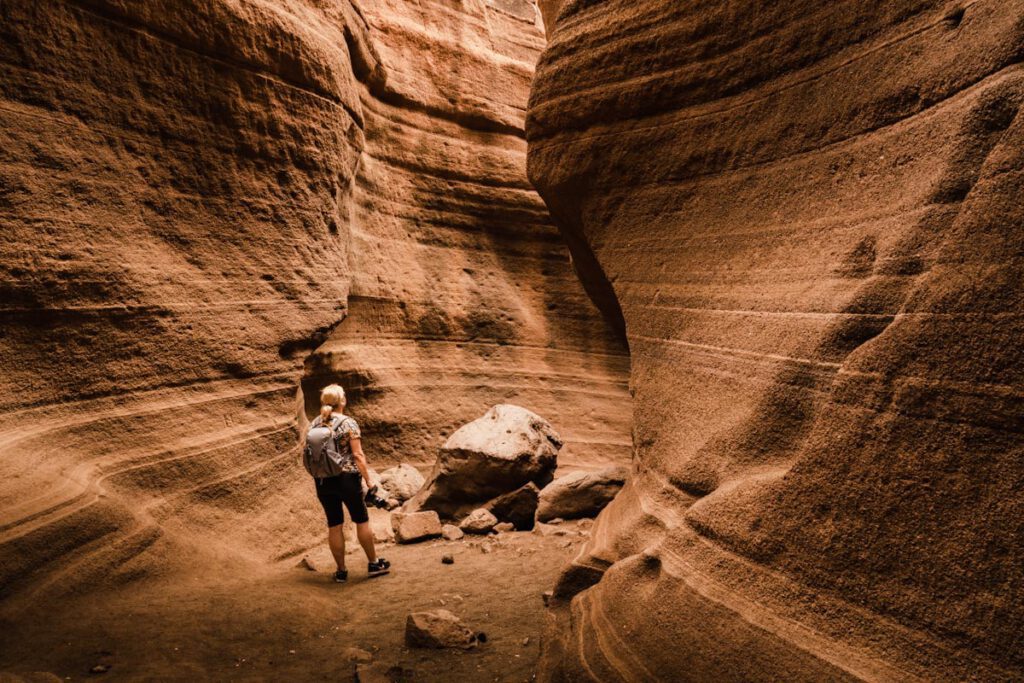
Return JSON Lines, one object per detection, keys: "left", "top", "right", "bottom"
{"left": 521, "top": 637, "right": 530, "bottom": 647}
{"left": 441, "top": 553, "right": 454, "bottom": 564}
{"left": 89, "top": 664, "right": 111, "bottom": 675}
{"left": 542, "top": 591, "right": 553, "bottom": 606}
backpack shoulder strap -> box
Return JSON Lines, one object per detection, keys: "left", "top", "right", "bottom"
{"left": 326, "top": 414, "right": 345, "bottom": 434}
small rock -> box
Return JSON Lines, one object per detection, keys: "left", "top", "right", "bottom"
{"left": 391, "top": 511, "right": 442, "bottom": 544}
{"left": 459, "top": 508, "right": 497, "bottom": 534}
{"left": 521, "top": 637, "right": 530, "bottom": 647}
{"left": 480, "top": 545, "right": 491, "bottom": 554}
{"left": 441, "top": 524, "right": 464, "bottom": 541}
{"left": 296, "top": 556, "right": 319, "bottom": 572}
{"left": 343, "top": 646, "right": 374, "bottom": 663}
{"left": 354, "top": 662, "right": 391, "bottom": 683}
{"left": 405, "top": 610, "right": 479, "bottom": 649}
{"left": 485, "top": 482, "right": 540, "bottom": 530}
{"left": 548, "top": 518, "right": 564, "bottom": 525}
{"left": 560, "top": 539, "right": 574, "bottom": 548}
{"left": 532, "top": 522, "right": 569, "bottom": 537}
{"left": 493, "top": 522, "right": 515, "bottom": 533}
{"left": 89, "top": 664, "right": 111, "bottom": 675}
{"left": 576, "top": 518, "right": 594, "bottom": 530}
{"left": 441, "top": 554, "right": 454, "bottom": 564}
{"left": 542, "top": 591, "right": 553, "bottom": 606}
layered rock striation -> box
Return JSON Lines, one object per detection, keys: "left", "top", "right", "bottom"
{"left": 0, "top": 0, "right": 629, "bottom": 613}
{"left": 0, "top": 0, "right": 370, "bottom": 608}
{"left": 301, "top": 0, "right": 631, "bottom": 470}
{"left": 528, "top": 1, "right": 1024, "bottom": 680}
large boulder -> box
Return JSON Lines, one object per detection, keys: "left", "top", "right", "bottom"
{"left": 486, "top": 482, "right": 540, "bottom": 530}
{"left": 404, "top": 405, "right": 562, "bottom": 518}
{"left": 378, "top": 464, "right": 425, "bottom": 502}
{"left": 536, "top": 467, "right": 627, "bottom": 522}
{"left": 391, "top": 511, "right": 442, "bottom": 544}
{"left": 405, "top": 610, "right": 480, "bottom": 649}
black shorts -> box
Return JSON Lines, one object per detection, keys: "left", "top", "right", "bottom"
{"left": 315, "top": 473, "right": 368, "bottom": 527}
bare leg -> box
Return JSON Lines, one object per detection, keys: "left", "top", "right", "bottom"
{"left": 355, "top": 522, "right": 377, "bottom": 563}
{"left": 327, "top": 524, "right": 346, "bottom": 571}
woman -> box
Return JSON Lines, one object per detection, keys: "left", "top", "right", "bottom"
{"left": 311, "top": 383, "right": 390, "bottom": 583}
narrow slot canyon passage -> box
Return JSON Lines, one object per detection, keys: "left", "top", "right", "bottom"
{"left": 4, "top": 0, "right": 1022, "bottom": 681}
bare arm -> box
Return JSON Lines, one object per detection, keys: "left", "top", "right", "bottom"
{"left": 350, "top": 437, "right": 373, "bottom": 488}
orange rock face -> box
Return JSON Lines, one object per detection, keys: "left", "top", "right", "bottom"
{"left": 0, "top": 0, "right": 628, "bottom": 609}
{"left": 528, "top": 1, "right": 1024, "bottom": 680}
{"left": 302, "top": 0, "right": 631, "bottom": 470}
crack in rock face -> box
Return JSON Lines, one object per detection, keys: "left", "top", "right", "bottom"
{"left": 528, "top": 1, "right": 1024, "bottom": 680}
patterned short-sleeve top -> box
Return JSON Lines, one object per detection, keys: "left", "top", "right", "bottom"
{"left": 314, "top": 413, "right": 361, "bottom": 474}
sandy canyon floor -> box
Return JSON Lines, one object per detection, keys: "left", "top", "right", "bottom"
{"left": 1, "top": 512, "right": 587, "bottom": 682}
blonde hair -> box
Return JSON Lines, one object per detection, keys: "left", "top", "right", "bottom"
{"left": 319, "top": 384, "right": 345, "bottom": 424}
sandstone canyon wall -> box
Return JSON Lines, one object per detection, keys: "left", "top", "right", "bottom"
{"left": 301, "top": 0, "right": 631, "bottom": 470}
{"left": 0, "top": 0, "right": 629, "bottom": 612}
{"left": 528, "top": 1, "right": 1024, "bottom": 680}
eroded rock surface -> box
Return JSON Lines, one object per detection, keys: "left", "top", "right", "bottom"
{"left": 0, "top": 0, "right": 373, "bottom": 607}
{"left": 299, "top": 0, "right": 632, "bottom": 472}
{"left": 529, "top": 1, "right": 1024, "bottom": 680}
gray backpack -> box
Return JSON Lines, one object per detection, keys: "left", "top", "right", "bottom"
{"left": 303, "top": 415, "right": 350, "bottom": 479}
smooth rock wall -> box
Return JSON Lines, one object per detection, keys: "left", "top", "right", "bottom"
{"left": 528, "top": 1, "right": 1024, "bottom": 680}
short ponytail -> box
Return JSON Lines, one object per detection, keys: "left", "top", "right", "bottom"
{"left": 318, "top": 384, "right": 345, "bottom": 425}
